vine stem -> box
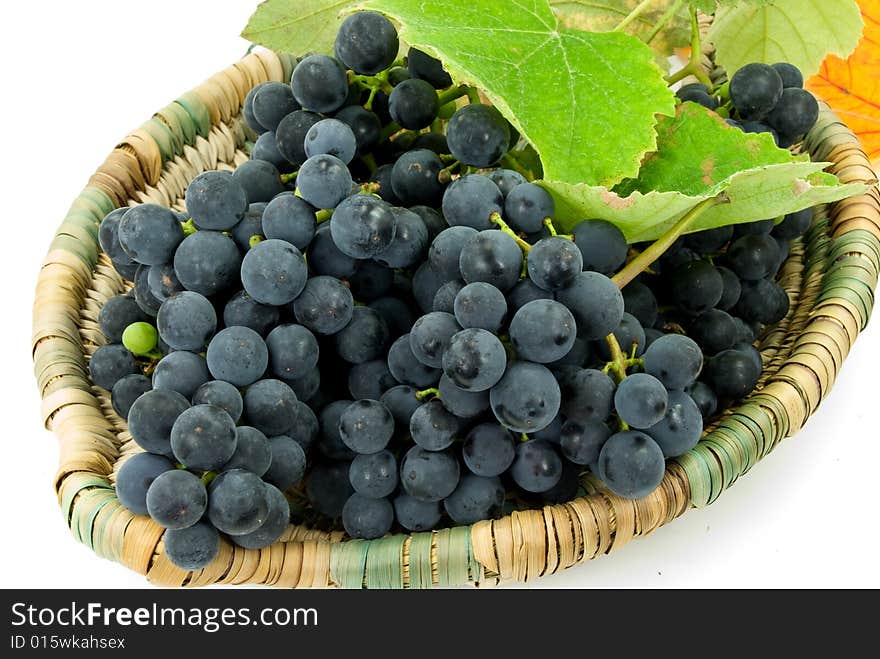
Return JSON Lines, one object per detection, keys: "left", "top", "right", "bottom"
{"left": 437, "top": 85, "right": 473, "bottom": 107}
{"left": 378, "top": 121, "right": 403, "bottom": 143}
{"left": 499, "top": 153, "right": 533, "bottom": 181}
{"left": 490, "top": 212, "right": 532, "bottom": 253}
{"left": 664, "top": 7, "right": 712, "bottom": 87}
{"left": 612, "top": 196, "right": 720, "bottom": 289}
{"left": 603, "top": 333, "right": 629, "bottom": 382}
{"left": 280, "top": 170, "right": 299, "bottom": 184}
{"left": 614, "top": 0, "right": 654, "bottom": 32}
{"left": 543, "top": 218, "right": 573, "bottom": 240}
{"left": 645, "top": 0, "right": 684, "bottom": 45}
{"left": 315, "top": 209, "right": 332, "bottom": 224}
{"left": 416, "top": 387, "right": 440, "bottom": 400}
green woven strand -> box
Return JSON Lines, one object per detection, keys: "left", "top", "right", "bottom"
{"left": 61, "top": 477, "right": 113, "bottom": 526}
{"left": 176, "top": 92, "right": 212, "bottom": 138}
{"left": 329, "top": 540, "right": 369, "bottom": 589}
{"left": 139, "top": 118, "right": 178, "bottom": 162}
{"left": 363, "top": 536, "right": 406, "bottom": 589}
{"left": 434, "top": 527, "right": 474, "bottom": 587}
{"left": 407, "top": 532, "right": 435, "bottom": 589}
{"left": 676, "top": 450, "right": 713, "bottom": 507}
{"left": 74, "top": 489, "right": 118, "bottom": 549}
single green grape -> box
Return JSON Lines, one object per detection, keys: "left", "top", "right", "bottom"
{"left": 122, "top": 322, "right": 158, "bottom": 356}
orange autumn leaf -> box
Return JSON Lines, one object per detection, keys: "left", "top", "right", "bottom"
{"left": 807, "top": 0, "right": 880, "bottom": 167}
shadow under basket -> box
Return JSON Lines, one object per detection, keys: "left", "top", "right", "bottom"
{"left": 32, "top": 50, "right": 880, "bottom": 588}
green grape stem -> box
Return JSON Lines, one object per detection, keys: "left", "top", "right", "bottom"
{"left": 520, "top": 432, "right": 530, "bottom": 443}
{"left": 180, "top": 218, "right": 198, "bottom": 235}
{"left": 601, "top": 334, "right": 645, "bottom": 384}
{"left": 543, "top": 218, "right": 573, "bottom": 240}
{"left": 200, "top": 471, "right": 217, "bottom": 486}
{"left": 378, "top": 121, "right": 403, "bottom": 143}
{"left": 280, "top": 170, "right": 299, "bottom": 184}
{"left": 315, "top": 209, "right": 333, "bottom": 224}
{"left": 611, "top": 196, "right": 721, "bottom": 289}
{"left": 645, "top": 0, "right": 685, "bottom": 45}
{"left": 613, "top": 0, "right": 654, "bottom": 32}
{"left": 664, "top": 7, "right": 712, "bottom": 87}
{"left": 416, "top": 387, "right": 440, "bottom": 401}
{"left": 490, "top": 212, "right": 532, "bottom": 253}
{"left": 436, "top": 85, "right": 474, "bottom": 107}
{"left": 249, "top": 235, "right": 263, "bottom": 248}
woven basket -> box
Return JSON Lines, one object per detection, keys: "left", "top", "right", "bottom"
{"left": 31, "top": 49, "right": 880, "bottom": 588}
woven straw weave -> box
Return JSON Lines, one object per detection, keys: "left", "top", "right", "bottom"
{"left": 31, "top": 49, "right": 880, "bottom": 588}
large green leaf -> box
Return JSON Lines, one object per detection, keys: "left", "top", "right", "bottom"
{"left": 241, "top": 0, "right": 353, "bottom": 55}
{"left": 365, "top": 0, "right": 675, "bottom": 186}
{"left": 542, "top": 164, "right": 868, "bottom": 243}
{"left": 616, "top": 102, "right": 798, "bottom": 196}
{"left": 707, "top": 0, "right": 863, "bottom": 79}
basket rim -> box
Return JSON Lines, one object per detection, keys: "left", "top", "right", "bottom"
{"left": 31, "top": 48, "right": 880, "bottom": 588}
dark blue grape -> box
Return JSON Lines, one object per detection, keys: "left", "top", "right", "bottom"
{"left": 193, "top": 380, "right": 242, "bottom": 424}
{"left": 252, "top": 131, "right": 286, "bottom": 168}
{"left": 111, "top": 373, "right": 152, "bottom": 420}
{"left": 152, "top": 351, "right": 210, "bottom": 399}
{"left": 441, "top": 327, "right": 506, "bottom": 392}
{"left": 118, "top": 204, "right": 184, "bottom": 265}
{"left": 557, "top": 271, "right": 625, "bottom": 340}
{"left": 146, "top": 469, "right": 207, "bottom": 530}
{"left": 446, "top": 103, "right": 509, "bottom": 167}
{"left": 334, "top": 11, "right": 399, "bottom": 75}
{"left": 488, "top": 168, "right": 526, "bottom": 198}
{"left": 410, "top": 399, "right": 460, "bottom": 451}
{"left": 527, "top": 237, "right": 583, "bottom": 291}
{"left": 297, "top": 154, "right": 354, "bottom": 210}
{"left": 232, "top": 483, "right": 290, "bottom": 549}
{"left": 232, "top": 159, "right": 285, "bottom": 204}
{"left": 387, "top": 333, "right": 441, "bottom": 387}
{"left": 240, "top": 239, "right": 307, "bottom": 305}
{"left": 349, "top": 450, "right": 398, "bottom": 499}
{"left": 390, "top": 78, "right": 440, "bottom": 129}
{"left": 170, "top": 404, "right": 237, "bottom": 471}
{"left": 185, "top": 171, "right": 248, "bottom": 231}
{"left": 444, "top": 474, "right": 504, "bottom": 525}
{"left": 243, "top": 379, "right": 298, "bottom": 436}
{"left": 260, "top": 194, "right": 315, "bottom": 253}
{"left": 307, "top": 223, "right": 358, "bottom": 279}
{"left": 410, "top": 311, "right": 461, "bottom": 368}
{"left": 375, "top": 207, "right": 428, "bottom": 268}
{"left": 115, "top": 452, "right": 174, "bottom": 516}
{"left": 292, "top": 275, "right": 354, "bottom": 335}
{"left": 305, "top": 118, "right": 358, "bottom": 164}
{"left": 558, "top": 367, "right": 615, "bottom": 424}
{"left": 458, "top": 230, "right": 523, "bottom": 292}
{"left": 453, "top": 282, "right": 507, "bottom": 332}
{"left": 173, "top": 231, "right": 242, "bottom": 297}
{"left": 307, "top": 460, "right": 355, "bottom": 518}
{"left": 407, "top": 47, "right": 452, "bottom": 89}
{"left": 614, "top": 373, "right": 668, "bottom": 429}
{"left": 645, "top": 390, "right": 703, "bottom": 457}
{"left": 266, "top": 323, "right": 319, "bottom": 380}
{"left": 571, "top": 220, "right": 628, "bottom": 275}
{"left": 163, "top": 521, "right": 219, "bottom": 570}
{"left": 89, "top": 343, "right": 137, "bottom": 390}
{"left": 400, "top": 446, "right": 460, "bottom": 502}
{"left": 335, "top": 105, "right": 381, "bottom": 156}
{"left": 127, "top": 389, "right": 189, "bottom": 456}
{"left": 223, "top": 290, "right": 280, "bottom": 337}
{"left": 441, "top": 174, "right": 504, "bottom": 230}
{"left": 264, "top": 435, "right": 307, "bottom": 490}
{"left": 490, "top": 362, "right": 561, "bottom": 433}
{"left": 252, "top": 81, "right": 300, "bottom": 131}
{"left": 99, "top": 294, "right": 148, "bottom": 343}
{"left": 510, "top": 439, "right": 562, "bottom": 493}
{"left": 730, "top": 63, "right": 784, "bottom": 121}
{"left": 504, "top": 183, "right": 554, "bottom": 234}
{"left": 275, "top": 110, "right": 322, "bottom": 166}
{"left": 156, "top": 291, "right": 216, "bottom": 351}
{"left": 432, "top": 279, "right": 465, "bottom": 313}
{"left": 348, "top": 360, "right": 398, "bottom": 401}
{"left": 291, "top": 55, "right": 349, "bottom": 113}
{"left": 506, "top": 278, "right": 553, "bottom": 313}
{"left": 390, "top": 149, "right": 445, "bottom": 206}
{"left": 208, "top": 469, "right": 270, "bottom": 535}
{"left": 338, "top": 399, "right": 394, "bottom": 454}
{"left": 438, "top": 373, "right": 490, "bottom": 418}
{"left": 598, "top": 312, "right": 646, "bottom": 359}
{"left": 560, "top": 419, "right": 611, "bottom": 466}
{"left": 335, "top": 307, "right": 389, "bottom": 364}
{"left": 510, "top": 299, "right": 576, "bottom": 364}
{"left": 342, "top": 493, "right": 393, "bottom": 539}
{"left": 394, "top": 493, "right": 442, "bottom": 531}
{"left": 462, "top": 423, "right": 515, "bottom": 477}
{"left": 206, "top": 326, "right": 268, "bottom": 387}
{"left": 596, "top": 431, "right": 665, "bottom": 499}
{"left": 429, "top": 226, "right": 478, "bottom": 280}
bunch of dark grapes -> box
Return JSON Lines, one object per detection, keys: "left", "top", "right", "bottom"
{"left": 92, "top": 11, "right": 819, "bottom": 566}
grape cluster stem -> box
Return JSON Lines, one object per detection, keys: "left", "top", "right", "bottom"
{"left": 664, "top": 8, "right": 712, "bottom": 87}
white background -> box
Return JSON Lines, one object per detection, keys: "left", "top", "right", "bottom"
{"left": 0, "top": 0, "right": 878, "bottom": 589}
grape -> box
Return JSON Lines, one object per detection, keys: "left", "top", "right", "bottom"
{"left": 128, "top": 389, "right": 189, "bottom": 456}
{"left": 645, "top": 390, "right": 703, "bottom": 458}
{"left": 444, "top": 474, "right": 504, "bottom": 525}
{"left": 557, "top": 368, "right": 615, "bottom": 425}
{"left": 527, "top": 237, "right": 583, "bottom": 291}
{"left": 307, "top": 224, "right": 358, "bottom": 279}
{"left": 342, "top": 494, "right": 393, "bottom": 539}
{"left": 688, "top": 309, "right": 737, "bottom": 355}
{"left": 304, "top": 118, "right": 358, "bottom": 164}
{"left": 206, "top": 326, "right": 269, "bottom": 387}
{"left": 571, "top": 219, "right": 628, "bottom": 275}
{"left": 490, "top": 361, "right": 561, "bottom": 433}
{"left": 232, "top": 483, "right": 291, "bottom": 549}
{"left": 290, "top": 400, "right": 320, "bottom": 450}
{"left": 410, "top": 311, "right": 461, "bottom": 368}
{"left": 432, "top": 280, "right": 465, "bottom": 313}
{"left": 369, "top": 297, "right": 414, "bottom": 339}
{"left": 118, "top": 204, "right": 184, "bottom": 265}
{"left": 244, "top": 82, "right": 269, "bottom": 132}
{"left": 407, "top": 47, "right": 452, "bottom": 89}
{"left": 429, "top": 226, "right": 478, "bottom": 280}
{"left": 348, "top": 360, "right": 398, "bottom": 400}
{"left": 400, "top": 446, "right": 460, "bottom": 502}
{"left": 438, "top": 373, "right": 490, "bottom": 418}
{"left": 409, "top": 399, "right": 460, "bottom": 451}
{"left": 412, "top": 132, "right": 448, "bottom": 155}
{"left": 441, "top": 175, "right": 504, "bottom": 230}
{"left": 170, "top": 404, "right": 237, "bottom": 471}
{"left": 462, "top": 423, "right": 515, "bottom": 477}
{"left": 676, "top": 83, "right": 718, "bottom": 110}
{"left": 598, "top": 312, "right": 646, "bottom": 359}
{"left": 703, "top": 348, "right": 761, "bottom": 400}
{"left": 390, "top": 149, "right": 445, "bottom": 206}
{"left": 614, "top": 373, "right": 668, "bottom": 429}
{"left": 330, "top": 194, "right": 397, "bottom": 258}
{"left": 111, "top": 374, "right": 152, "bottom": 420}
{"left": 766, "top": 88, "right": 818, "bottom": 139}
{"left": 99, "top": 294, "right": 148, "bottom": 343}
{"left": 772, "top": 207, "right": 812, "bottom": 239}
{"left": 242, "top": 379, "right": 297, "bottom": 436}
{"left": 335, "top": 106, "right": 382, "bottom": 156}
{"left": 286, "top": 369, "right": 321, "bottom": 403}
{"left": 488, "top": 169, "right": 526, "bottom": 199}
{"left": 350, "top": 260, "right": 394, "bottom": 301}
{"left": 230, "top": 204, "right": 266, "bottom": 252}
{"left": 275, "top": 110, "right": 322, "bottom": 166}
{"left": 380, "top": 385, "right": 421, "bottom": 428}
{"left": 451, "top": 281, "right": 507, "bottom": 332}
{"left": 208, "top": 469, "right": 270, "bottom": 535}
{"left": 370, "top": 163, "right": 401, "bottom": 204}
{"left": 510, "top": 300, "right": 576, "bottom": 364}
{"left": 266, "top": 324, "right": 319, "bottom": 380}
{"left": 686, "top": 381, "right": 718, "bottom": 420}
{"left": 334, "top": 11, "right": 399, "bottom": 75}
{"left": 291, "top": 55, "right": 349, "bottom": 113}
{"left": 730, "top": 62, "right": 784, "bottom": 121}
{"left": 264, "top": 435, "right": 307, "bottom": 490}
{"left": 292, "top": 275, "right": 354, "bottom": 335}
{"left": 89, "top": 343, "right": 137, "bottom": 390}
{"left": 374, "top": 207, "right": 428, "bottom": 268}
{"left": 560, "top": 419, "right": 611, "bottom": 466}
{"left": 337, "top": 399, "right": 395, "bottom": 455}
{"left": 152, "top": 351, "right": 210, "bottom": 399}
{"left": 716, "top": 266, "right": 742, "bottom": 310}
{"left": 446, "top": 104, "right": 510, "bottom": 167}
{"left": 389, "top": 78, "right": 440, "bottom": 129}
{"left": 133, "top": 265, "right": 161, "bottom": 316}
{"left": 641, "top": 333, "right": 703, "bottom": 391}
{"left": 740, "top": 120, "right": 780, "bottom": 145}
{"left": 146, "top": 469, "right": 207, "bottom": 530}
{"left": 251, "top": 81, "right": 300, "bottom": 132}
{"left": 548, "top": 336, "right": 591, "bottom": 368}
{"left": 458, "top": 230, "right": 523, "bottom": 292}
{"left": 319, "top": 400, "right": 357, "bottom": 460}
{"left": 335, "top": 307, "right": 390, "bottom": 365}
{"left": 296, "top": 154, "right": 354, "bottom": 210}
{"left": 410, "top": 205, "right": 447, "bottom": 240}
{"left": 596, "top": 431, "right": 665, "bottom": 499}
{"left": 772, "top": 62, "right": 804, "bottom": 89}
{"left": 240, "top": 239, "right": 308, "bottom": 306}
{"left": 307, "top": 461, "right": 355, "bottom": 518}
{"left": 557, "top": 271, "right": 624, "bottom": 340}
{"left": 726, "top": 233, "right": 781, "bottom": 281}
{"left": 146, "top": 264, "right": 184, "bottom": 302}
{"left": 622, "top": 281, "right": 658, "bottom": 328}
{"left": 192, "top": 381, "right": 242, "bottom": 424}
{"left": 506, "top": 278, "right": 553, "bottom": 313}
{"left": 387, "top": 334, "right": 441, "bottom": 387}
{"left": 686, "top": 225, "right": 734, "bottom": 254}
{"left": 510, "top": 440, "right": 562, "bottom": 493}
{"left": 121, "top": 321, "right": 157, "bottom": 356}
{"left": 173, "top": 231, "right": 241, "bottom": 297}
{"left": 99, "top": 208, "right": 136, "bottom": 265}
{"left": 163, "top": 521, "right": 220, "bottom": 570}
{"left": 223, "top": 291, "right": 280, "bottom": 337}
{"left": 231, "top": 159, "right": 285, "bottom": 204}
{"left": 252, "top": 131, "right": 286, "bottom": 168}
{"left": 116, "top": 452, "right": 174, "bottom": 516}
{"left": 669, "top": 260, "right": 724, "bottom": 314}
{"left": 504, "top": 183, "right": 554, "bottom": 234}
{"left": 349, "top": 450, "right": 398, "bottom": 499}
{"left": 156, "top": 291, "right": 215, "bottom": 351}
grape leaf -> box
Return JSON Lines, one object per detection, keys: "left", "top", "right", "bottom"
{"left": 616, "top": 102, "right": 798, "bottom": 196}
{"left": 807, "top": 0, "right": 880, "bottom": 166}
{"left": 365, "top": 0, "right": 675, "bottom": 186}
{"left": 548, "top": 0, "right": 690, "bottom": 57}
{"left": 542, "top": 164, "right": 869, "bottom": 243}
{"left": 707, "top": 0, "right": 864, "bottom": 79}
{"left": 241, "top": 0, "right": 353, "bottom": 55}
